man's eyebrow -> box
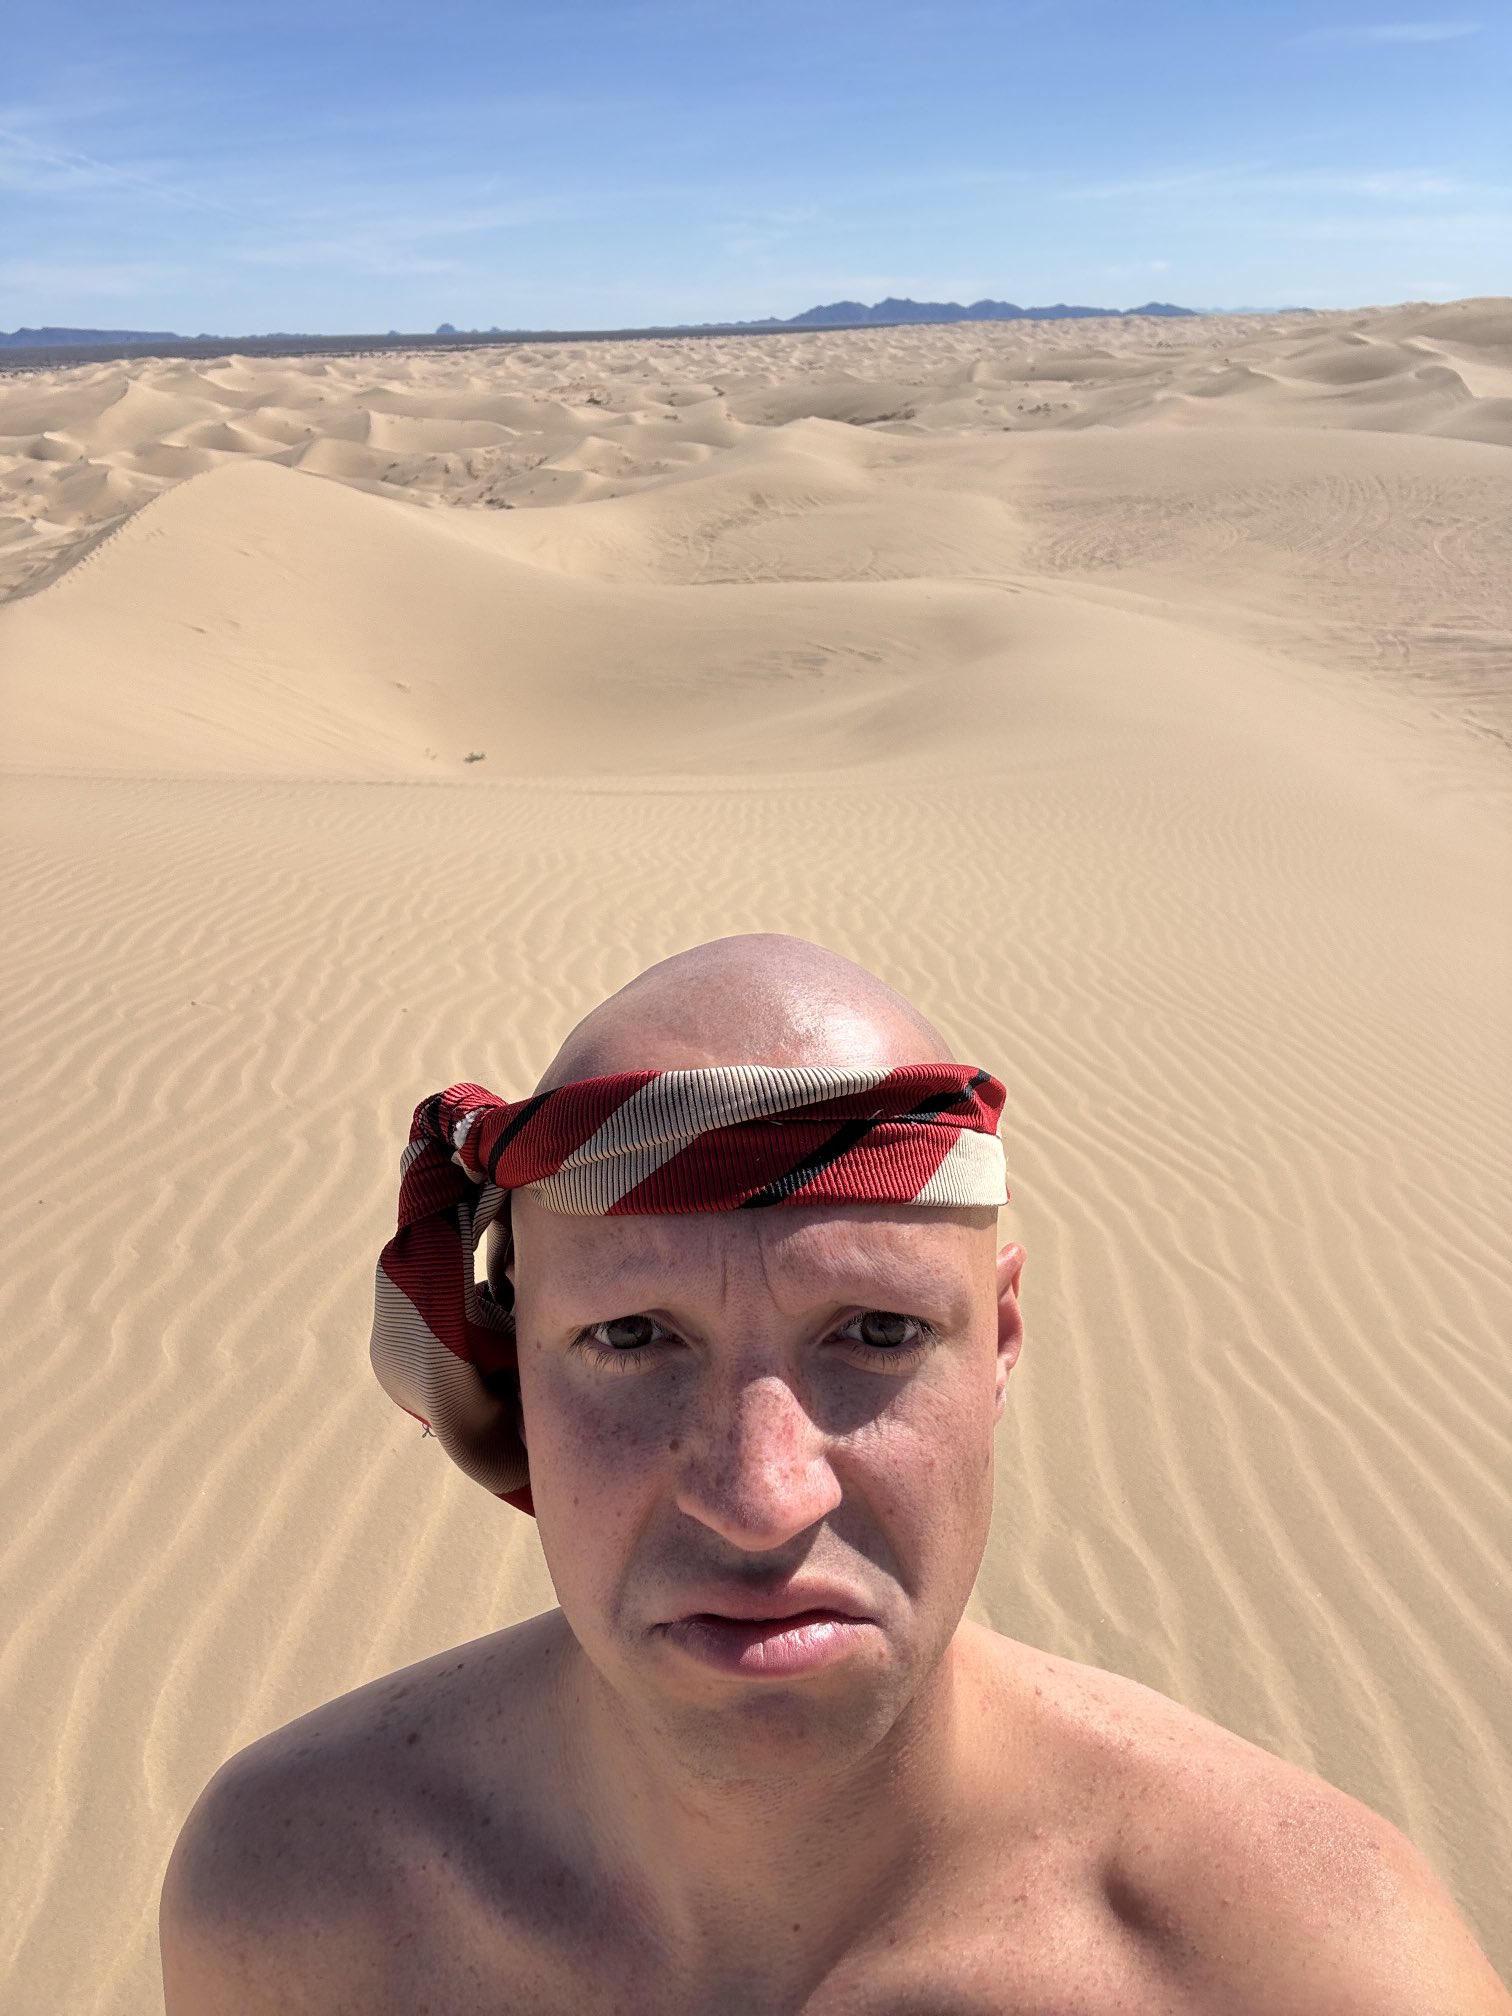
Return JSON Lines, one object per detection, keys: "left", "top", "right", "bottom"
{"left": 800, "top": 1269, "right": 973, "bottom": 1321}
{"left": 561, "top": 1241, "right": 689, "bottom": 1287}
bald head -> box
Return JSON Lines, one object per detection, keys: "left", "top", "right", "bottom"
{"left": 536, "top": 934, "right": 953, "bottom": 1090}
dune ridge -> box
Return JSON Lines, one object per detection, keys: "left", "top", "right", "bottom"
{"left": 4, "top": 298, "right": 1509, "bottom": 605}
{"left": 1, "top": 306, "right": 1509, "bottom": 2009}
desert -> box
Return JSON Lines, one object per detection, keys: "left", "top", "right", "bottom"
{"left": 2, "top": 299, "right": 1509, "bottom": 2008}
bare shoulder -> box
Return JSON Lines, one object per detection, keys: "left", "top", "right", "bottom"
{"left": 160, "top": 1610, "right": 568, "bottom": 2015}
{"left": 974, "top": 1631, "right": 1508, "bottom": 2014}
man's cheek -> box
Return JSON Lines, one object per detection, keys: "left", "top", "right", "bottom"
{"left": 528, "top": 1403, "right": 641, "bottom": 1625}
{"left": 530, "top": 1377, "right": 669, "bottom": 1525}
{"left": 868, "top": 1382, "right": 996, "bottom": 1576}
{"left": 898, "top": 1368, "right": 993, "bottom": 1491}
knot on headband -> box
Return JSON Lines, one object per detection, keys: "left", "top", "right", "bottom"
{"left": 370, "top": 1063, "right": 1009, "bottom": 1515}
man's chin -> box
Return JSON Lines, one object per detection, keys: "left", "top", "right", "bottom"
{"left": 599, "top": 1619, "right": 925, "bottom": 1780}
{"left": 649, "top": 1682, "right": 909, "bottom": 1784}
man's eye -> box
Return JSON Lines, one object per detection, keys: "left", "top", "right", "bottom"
{"left": 849, "top": 1310, "right": 929, "bottom": 1351}
{"left": 594, "top": 1315, "right": 659, "bottom": 1352}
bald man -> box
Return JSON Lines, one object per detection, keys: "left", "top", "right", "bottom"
{"left": 161, "top": 936, "right": 1507, "bottom": 2014}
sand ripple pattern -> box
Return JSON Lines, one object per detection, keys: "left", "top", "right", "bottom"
{"left": 2, "top": 764, "right": 1508, "bottom": 2008}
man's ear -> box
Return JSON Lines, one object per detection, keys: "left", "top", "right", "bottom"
{"left": 994, "top": 1242, "right": 1025, "bottom": 1419}
{"left": 486, "top": 1211, "right": 515, "bottom": 1306}
{"left": 482, "top": 1212, "right": 525, "bottom": 1447}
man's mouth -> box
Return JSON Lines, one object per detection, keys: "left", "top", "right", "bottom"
{"left": 658, "top": 1594, "right": 878, "bottom": 1678}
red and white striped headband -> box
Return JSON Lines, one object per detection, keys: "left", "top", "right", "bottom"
{"left": 370, "top": 1063, "right": 1009, "bottom": 1514}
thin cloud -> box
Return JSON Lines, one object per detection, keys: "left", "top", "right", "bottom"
{"left": 1294, "top": 20, "right": 1480, "bottom": 44}
{"left": 0, "top": 257, "right": 181, "bottom": 299}
{"left": 1067, "top": 167, "right": 1242, "bottom": 201}
{"left": 0, "top": 123, "right": 230, "bottom": 213}
{"left": 1068, "top": 166, "right": 1475, "bottom": 202}
{"left": 1297, "top": 205, "right": 1510, "bottom": 241}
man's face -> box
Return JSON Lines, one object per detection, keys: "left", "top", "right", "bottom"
{"left": 508, "top": 1198, "right": 1019, "bottom": 1777}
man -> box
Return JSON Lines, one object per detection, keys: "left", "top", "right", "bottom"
{"left": 161, "top": 935, "right": 1507, "bottom": 2013}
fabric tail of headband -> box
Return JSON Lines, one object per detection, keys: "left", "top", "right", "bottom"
{"left": 370, "top": 1062, "right": 1009, "bottom": 1515}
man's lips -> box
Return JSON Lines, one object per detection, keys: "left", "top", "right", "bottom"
{"left": 663, "top": 1585, "right": 874, "bottom": 1626}
{"left": 654, "top": 1589, "right": 879, "bottom": 1677}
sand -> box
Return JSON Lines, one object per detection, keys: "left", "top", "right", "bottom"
{"left": 1, "top": 300, "right": 1509, "bottom": 2007}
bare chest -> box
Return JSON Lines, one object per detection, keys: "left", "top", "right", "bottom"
{"left": 362, "top": 1860, "right": 1189, "bottom": 2016}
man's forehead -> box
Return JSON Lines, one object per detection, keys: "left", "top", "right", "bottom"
{"left": 512, "top": 1195, "right": 991, "bottom": 1291}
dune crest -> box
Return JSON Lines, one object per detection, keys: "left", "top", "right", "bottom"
{"left": 4, "top": 298, "right": 1510, "bottom": 606}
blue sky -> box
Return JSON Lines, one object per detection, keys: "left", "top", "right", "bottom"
{"left": 2, "top": 0, "right": 1507, "bottom": 332}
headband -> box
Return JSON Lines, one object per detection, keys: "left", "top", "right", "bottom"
{"left": 370, "top": 1063, "right": 1009, "bottom": 1514}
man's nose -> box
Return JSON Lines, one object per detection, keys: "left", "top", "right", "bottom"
{"left": 673, "top": 1372, "right": 842, "bottom": 1551}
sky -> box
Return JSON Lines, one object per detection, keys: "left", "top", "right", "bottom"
{"left": 2, "top": 0, "right": 1507, "bottom": 333}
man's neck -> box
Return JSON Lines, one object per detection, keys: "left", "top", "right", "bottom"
{"left": 556, "top": 1626, "right": 983, "bottom": 1989}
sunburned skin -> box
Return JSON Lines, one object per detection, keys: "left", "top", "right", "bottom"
{"left": 160, "top": 934, "right": 1510, "bottom": 2015}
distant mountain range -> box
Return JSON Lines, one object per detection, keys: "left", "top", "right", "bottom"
{"left": 0, "top": 326, "right": 185, "bottom": 348}
{"left": 0, "top": 298, "right": 1210, "bottom": 352}
{"left": 780, "top": 297, "right": 1199, "bottom": 326}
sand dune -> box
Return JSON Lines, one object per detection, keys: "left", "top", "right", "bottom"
{"left": 5, "top": 298, "right": 1511, "bottom": 605}
{"left": 1, "top": 304, "right": 1509, "bottom": 2010}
